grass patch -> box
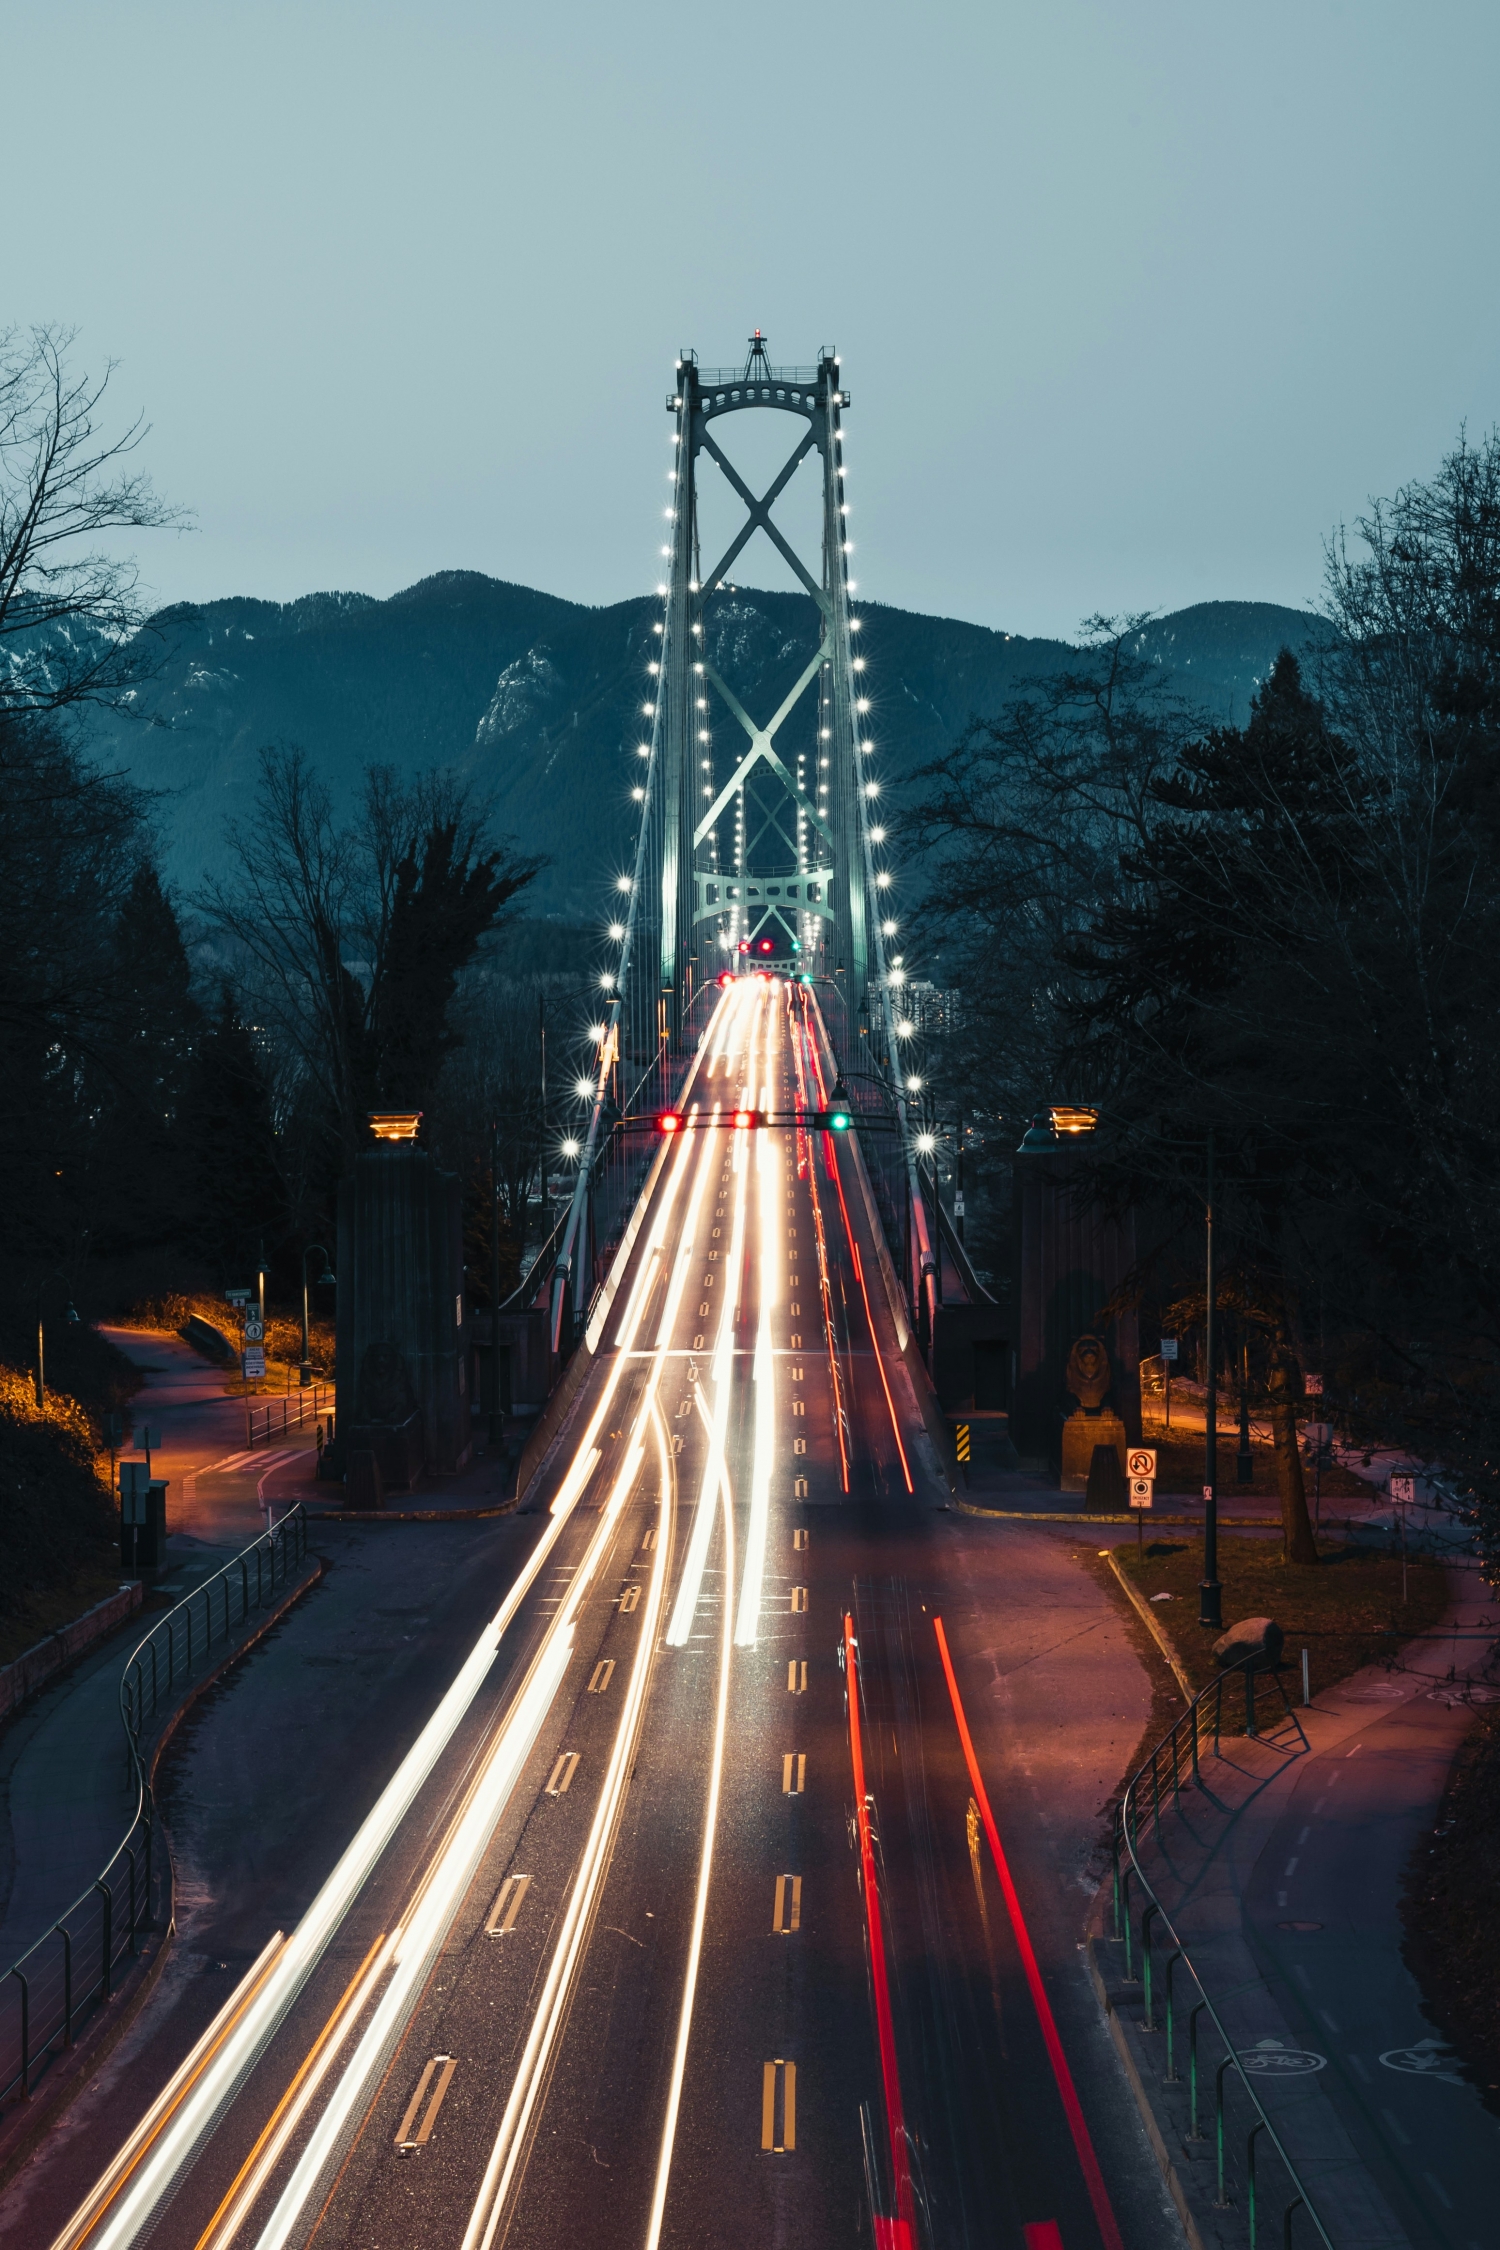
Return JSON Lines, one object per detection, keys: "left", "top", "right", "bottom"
{"left": 1111, "top": 1533, "right": 1449, "bottom": 1703}
{"left": 1139, "top": 1418, "right": 1375, "bottom": 1501}
{"left": 1401, "top": 1704, "right": 1500, "bottom": 2108}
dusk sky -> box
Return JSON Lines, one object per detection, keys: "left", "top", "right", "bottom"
{"left": 15, "top": 0, "right": 1500, "bottom": 639}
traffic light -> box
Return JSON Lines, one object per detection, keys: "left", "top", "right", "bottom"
{"left": 827, "top": 1077, "right": 852, "bottom": 1131}
{"left": 827, "top": 1104, "right": 851, "bottom": 1132}
{"left": 656, "top": 1110, "right": 683, "bottom": 1134}
{"left": 731, "top": 1108, "right": 765, "bottom": 1130}
{"left": 757, "top": 938, "right": 775, "bottom": 955}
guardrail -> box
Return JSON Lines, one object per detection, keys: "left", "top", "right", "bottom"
{"left": 1109, "top": 1654, "right": 1333, "bottom": 2249}
{"left": 0, "top": 1506, "right": 310, "bottom": 2113}
{"left": 244, "top": 1382, "right": 331, "bottom": 1448}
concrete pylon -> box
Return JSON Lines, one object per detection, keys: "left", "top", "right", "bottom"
{"left": 335, "top": 1139, "right": 470, "bottom": 1495}
{"left": 1011, "top": 1145, "right": 1141, "bottom": 1476}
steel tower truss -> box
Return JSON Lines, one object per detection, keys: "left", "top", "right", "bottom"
{"left": 650, "top": 336, "right": 871, "bottom": 1026}
{"left": 549, "top": 338, "right": 937, "bottom": 1362}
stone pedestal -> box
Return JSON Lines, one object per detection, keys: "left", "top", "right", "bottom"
{"left": 1061, "top": 1410, "right": 1128, "bottom": 1493}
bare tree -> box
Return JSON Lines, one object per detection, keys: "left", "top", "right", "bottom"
{"left": 0, "top": 325, "right": 187, "bottom": 713}
{"left": 200, "top": 747, "right": 540, "bottom": 1183}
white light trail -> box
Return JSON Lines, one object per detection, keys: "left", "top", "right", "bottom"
{"left": 665, "top": 987, "right": 761, "bottom": 1646}
{"left": 460, "top": 1410, "right": 675, "bottom": 2250}
{"left": 68, "top": 1066, "right": 730, "bottom": 2250}
{"left": 735, "top": 1052, "right": 780, "bottom": 1646}
{"left": 643, "top": 1408, "right": 736, "bottom": 2250}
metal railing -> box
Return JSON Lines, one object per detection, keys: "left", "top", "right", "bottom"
{"left": 244, "top": 1381, "right": 331, "bottom": 1448}
{"left": 0, "top": 1506, "right": 310, "bottom": 2112}
{"left": 1108, "top": 1653, "right": 1331, "bottom": 2248}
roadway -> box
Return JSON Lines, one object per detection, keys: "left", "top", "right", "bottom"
{"left": 37, "top": 977, "right": 1170, "bottom": 2250}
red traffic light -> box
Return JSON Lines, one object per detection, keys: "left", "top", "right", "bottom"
{"left": 738, "top": 940, "right": 750, "bottom": 954}
{"left": 657, "top": 1110, "right": 683, "bottom": 1134}
{"left": 758, "top": 938, "right": 774, "bottom": 954}
{"left": 717, "top": 970, "right": 734, "bottom": 988}
{"left": 731, "top": 1108, "right": 764, "bottom": 1130}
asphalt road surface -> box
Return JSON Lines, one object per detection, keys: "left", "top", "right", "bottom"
{"left": 24, "top": 978, "right": 1175, "bottom": 2250}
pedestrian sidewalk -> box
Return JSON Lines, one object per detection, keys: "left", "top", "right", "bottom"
{"left": 1094, "top": 1566, "right": 1500, "bottom": 2250}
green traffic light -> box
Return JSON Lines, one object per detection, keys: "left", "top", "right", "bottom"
{"left": 830, "top": 1110, "right": 851, "bottom": 1131}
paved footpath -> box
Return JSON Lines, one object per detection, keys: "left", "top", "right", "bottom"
{"left": 1239, "top": 1564, "right": 1500, "bottom": 2250}
{"left": 1103, "top": 1556, "right": 1500, "bottom": 2250}
{"left": 0, "top": 1333, "right": 323, "bottom": 1977}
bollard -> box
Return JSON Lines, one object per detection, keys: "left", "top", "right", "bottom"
{"left": 1301, "top": 1648, "right": 1310, "bottom": 1707}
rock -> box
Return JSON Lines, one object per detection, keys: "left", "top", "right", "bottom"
{"left": 1213, "top": 1616, "right": 1283, "bottom": 1670}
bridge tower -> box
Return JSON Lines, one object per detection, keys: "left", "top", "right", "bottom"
{"left": 630, "top": 335, "right": 888, "bottom": 1049}
{"left": 549, "top": 337, "right": 933, "bottom": 1364}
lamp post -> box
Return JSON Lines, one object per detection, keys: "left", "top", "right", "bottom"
{"left": 1017, "top": 1107, "right": 1223, "bottom": 1629}
{"left": 490, "top": 1119, "right": 504, "bottom": 1445}
{"left": 35, "top": 1276, "right": 81, "bottom": 1409}
{"left": 299, "top": 1246, "right": 335, "bottom": 1386}
{"left": 1237, "top": 1330, "right": 1254, "bottom": 1483}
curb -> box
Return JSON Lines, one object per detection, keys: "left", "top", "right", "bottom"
{"left": 1083, "top": 1883, "right": 1203, "bottom": 2250}
{"left": 1102, "top": 1553, "right": 1197, "bottom": 1702}
{"left": 305, "top": 1504, "right": 513, "bottom": 1523}
{"left": 951, "top": 1498, "right": 1282, "bottom": 1528}
{"left": 0, "top": 1555, "right": 325, "bottom": 2194}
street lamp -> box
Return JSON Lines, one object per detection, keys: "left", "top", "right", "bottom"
{"left": 35, "top": 1276, "right": 81, "bottom": 1408}
{"left": 1017, "top": 1108, "right": 1223, "bottom": 1630}
{"left": 300, "top": 1246, "right": 335, "bottom": 1387}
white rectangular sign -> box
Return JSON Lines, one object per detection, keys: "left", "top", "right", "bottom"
{"left": 243, "top": 1347, "right": 266, "bottom": 1380}
{"left": 1129, "top": 1476, "right": 1154, "bottom": 1509}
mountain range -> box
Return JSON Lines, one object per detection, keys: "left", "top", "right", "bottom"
{"left": 81, "top": 575, "right": 1326, "bottom": 920}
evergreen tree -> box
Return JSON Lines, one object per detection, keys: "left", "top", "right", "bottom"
{"left": 178, "top": 989, "right": 286, "bottom": 1282}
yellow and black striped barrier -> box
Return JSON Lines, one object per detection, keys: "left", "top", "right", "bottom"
{"left": 954, "top": 1422, "right": 970, "bottom": 1465}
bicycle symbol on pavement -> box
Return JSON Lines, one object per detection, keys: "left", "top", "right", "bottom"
{"left": 1241, "top": 2038, "right": 1327, "bottom": 2075}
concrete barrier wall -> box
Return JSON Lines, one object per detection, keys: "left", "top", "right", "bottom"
{"left": 182, "top": 1313, "right": 236, "bottom": 1363}
{"left": 0, "top": 1583, "right": 145, "bottom": 1728}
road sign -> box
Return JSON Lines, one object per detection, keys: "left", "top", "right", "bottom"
{"left": 243, "top": 1347, "right": 266, "bottom": 1380}
{"left": 244, "top": 1316, "right": 265, "bottom": 1343}
{"left": 225, "top": 1288, "right": 251, "bottom": 1306}
{"left": 1127, "top": 1448, "right": 1157, "bottom": 1480}
{"left": 1159, "top": 1337, "right": 1178, "bottom": 1361}
{"left": 1129, "top": 1477, "right": 1154, "bottom": 1509}
{"left": 1390, "top": 1473, "right": 1417, "bottom": 1504}
{"left": 1304, "top": 1372, "right": 1324, "bottom": 1396}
